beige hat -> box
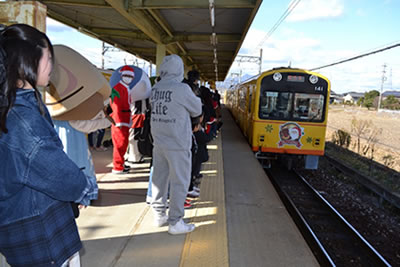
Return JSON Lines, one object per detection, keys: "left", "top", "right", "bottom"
{"left": 45, "top": 45, "right": 111, "bottom": 120}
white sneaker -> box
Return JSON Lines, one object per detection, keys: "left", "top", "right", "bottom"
{"left": 154, "top": 214, "right": 168, "bottom": 227}
{"left": 95, "top": 145, "right": 107, "bottom": 151}
{"left": 168, "top": 219, "right": 195, "bottom": 235}
{"left": 111, "top": 169, "right": 129, "bottom": 174}
{"left": 193, "top": 186, "right": 200, "bottom": 192}
{"left": 187, "top": 190, "right": 200, "bottom": 198}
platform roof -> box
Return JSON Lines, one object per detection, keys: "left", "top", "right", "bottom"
{"left": 26, "top": 0, "right": 262, "bottom": 82}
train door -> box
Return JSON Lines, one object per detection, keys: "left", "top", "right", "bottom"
{"left": 234, "top": 89, "right": 239, "bottom": 120}
{"left": 246, "top": 85, "right": 254, "bottom": 139}
{"left": 238, "top": 87, "right": 246, "bottom": 130}
{"left": 240, "top": 86, "right": 247, "bottom": 134}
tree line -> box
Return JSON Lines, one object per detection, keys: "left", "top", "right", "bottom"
{"left": 355, "top": 90, "right": 400, "bottom": 110}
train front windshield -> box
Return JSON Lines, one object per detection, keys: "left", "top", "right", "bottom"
{"left": 259, "top": 72, "right": 328, "bottom": 122}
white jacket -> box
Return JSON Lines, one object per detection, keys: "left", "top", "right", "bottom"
{"left": 69, "top": 110, "right": 111, "bottom": 133}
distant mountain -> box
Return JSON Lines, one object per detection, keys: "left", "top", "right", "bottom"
{"left": 330, "top": 90, "right": 343, "bottom": 96}
{"left": 240, "top": 73, "right": 255, "bottom": 82}
{"left": 382, "top": 90, "right": 400, "bottom": 97}
{"left": 217, "top": 73, "right": 258, "bottom": 89}
{"left": 343, "top": 91, "right": 365, "bottom": 98}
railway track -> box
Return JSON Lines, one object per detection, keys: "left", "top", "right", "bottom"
{"left": 265, "top": 164, "right": 391, "bottom": 266}
{"left": 324, "top": 154, "right": 400, "bottom": 211}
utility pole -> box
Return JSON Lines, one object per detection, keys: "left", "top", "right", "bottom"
{"left": 230, "top": 72, "right": 240, "bottom": 87}
{"left": 377, "top": 63, "right": 387, "bottom": 111}
{"left": 101, "top": 42, "right": 106, "bottom": 69}
{"left": 101, "top": 41, "right": 121, "bottom": 69}
{"left": 238, "top": 61, "right": 241, "bottom": 83}
{"left": 235, "top": 48, "right": 263, "bottom": 76}
{"left": 149, "top": 61, "right": 153, "bottom": 77}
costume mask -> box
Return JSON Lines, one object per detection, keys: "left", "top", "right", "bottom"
{"left": 122, "top": 76, "right": 133, "bottom": 85}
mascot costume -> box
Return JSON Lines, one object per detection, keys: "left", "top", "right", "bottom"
{"left": 109, "top": 65, "right": 151, "bottom": 173}
{"left": 45, "top": 45, "right": 111, "bottom": 181}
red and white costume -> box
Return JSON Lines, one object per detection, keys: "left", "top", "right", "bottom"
{"left": 110, "top": 66, "right": 134, "bottom": 171}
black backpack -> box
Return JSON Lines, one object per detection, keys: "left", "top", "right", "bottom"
{"left": 136, "top": 100, "right": 153, "bottom": 157}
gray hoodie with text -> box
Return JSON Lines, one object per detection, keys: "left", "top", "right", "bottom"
{"left": 150, "top": 55, "right": 202, "bottom": 150}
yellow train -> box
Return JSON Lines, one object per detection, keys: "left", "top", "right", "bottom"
{"left": 225, "top": 67, "right": 331, "bottom": 169}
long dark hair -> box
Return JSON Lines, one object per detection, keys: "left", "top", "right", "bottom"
{"left": 0, "top": 24, "right": 54, "bottom": 134}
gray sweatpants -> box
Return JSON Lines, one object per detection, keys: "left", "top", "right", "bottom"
{"left": 151, "top": 145, "right": 191, "bottom": 225}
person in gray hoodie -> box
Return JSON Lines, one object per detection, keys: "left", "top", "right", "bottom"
{"left": 150, "top": 54, "right": 202, "bottom": 234}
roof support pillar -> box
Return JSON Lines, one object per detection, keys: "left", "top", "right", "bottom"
{"left": 0, "top": 1, "right": 47, "bottom": 33}
{"left": 0, "top": 1, "right": 47, "bottom": 102}
{"left": 156, "top": 44, "right": 166, "bottom": 76}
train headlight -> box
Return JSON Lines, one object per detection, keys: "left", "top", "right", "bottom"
{"left": 309, "top": 75, "right": 318, "bottom": 84}
{"left": 273, "top": 72, "right": 282, "bottom": 82}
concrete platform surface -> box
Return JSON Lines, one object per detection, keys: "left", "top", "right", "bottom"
{"left": 1, "top": 108, "right": 318, "bottom": 267}
{"left": 77, "top": 129, "right": 229, "bottom": 267}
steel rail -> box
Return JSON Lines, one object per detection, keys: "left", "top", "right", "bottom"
{"left": 265, "top": 165, "right": 391, "bottom": 266}
{"left": 265, "top": 168, "right": 335, "bottom": 266}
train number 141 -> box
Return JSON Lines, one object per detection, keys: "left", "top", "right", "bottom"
{"left": 314, "top": 86, "right": 324, "bottom": 92}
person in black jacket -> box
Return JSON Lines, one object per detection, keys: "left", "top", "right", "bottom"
{"left": 187, "top": 114, "right": 212, "bottom": 197}
{"left": 183, "top": 70, "right": 201, "bottom": 97}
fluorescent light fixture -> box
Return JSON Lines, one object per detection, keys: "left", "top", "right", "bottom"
{"left": 210, "top": 32, "right": 218, "bottom": 45}
{"left": 209, "top": 0, "right": 215, "bottom": 27}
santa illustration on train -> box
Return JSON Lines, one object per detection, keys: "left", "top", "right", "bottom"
{"left": 277, "top": 122, "right": 304, "bottom": 148}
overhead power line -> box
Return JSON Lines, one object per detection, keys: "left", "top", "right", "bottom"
{"left": 310, "top": 42, "right": 400, "bottom": 71}
{"left": 254, "top": 0, "right": 301, "bottom": 52}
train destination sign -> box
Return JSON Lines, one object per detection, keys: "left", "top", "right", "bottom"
{"left": 287, "top": 75, "right": 305, "bottom": 82}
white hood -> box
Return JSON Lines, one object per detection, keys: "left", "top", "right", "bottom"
{"left": 159, "top": 54, "right": 184, "bottom": 82}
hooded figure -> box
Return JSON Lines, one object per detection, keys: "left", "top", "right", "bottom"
{"left": 108, "top": 65, "right": 151, "bottom": 173}
{"left": 150, "top": 55, "right": 202, "bottom": 235}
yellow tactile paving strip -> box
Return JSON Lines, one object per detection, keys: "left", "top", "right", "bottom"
{"left": 179, "top": 135, "right": 229, "bottom": 267}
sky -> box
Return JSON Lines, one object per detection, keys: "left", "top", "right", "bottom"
{"left": 43, "top": 0, "right": 400, "bottom": 94}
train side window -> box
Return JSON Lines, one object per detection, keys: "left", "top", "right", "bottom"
{"left": 293, "top": 93, "right": 324, "bottom": 121}
{"left": 248, "top": 86, "right": 254, "bottom": 113}
{"left": 248, "top": 93, "right": 252, "bottom": 113}
{"left": 239, "top": 90, "right": 246, "bottom": 110}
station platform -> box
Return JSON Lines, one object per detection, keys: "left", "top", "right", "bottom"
{"left": 74, "top": 107, "right": 318, "bottom": 267}
{"left": 0, "top": 108, "right": 318, "bottom": 267}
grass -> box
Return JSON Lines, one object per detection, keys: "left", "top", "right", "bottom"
{"left": 325, "top": 143, "right": 400, "bottom": 193}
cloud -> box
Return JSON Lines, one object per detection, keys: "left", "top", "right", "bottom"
{"left": 239, "top": 27, "right": 323, "bottom": 70}
{"left": 318, "top": 56, "right": 394, "bottom": 93}
{"left": 286, "top": 0, "right": 344, "bottom": 22}
{"left": 355, "top": 8, "right": 367, "bottom": 17}
{"left": 223, "top": 1, "right": 400, "bottom": 93}
{"left": 46, "top": 17, "right": 72, "bottom": 32}
{"left": 229, "top": 26, "right": 399, "bottom": 94}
